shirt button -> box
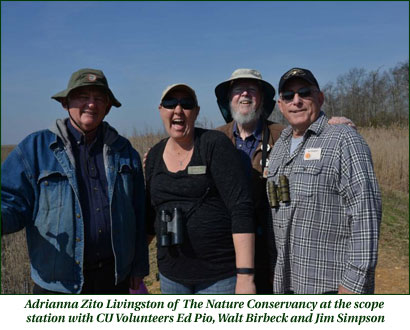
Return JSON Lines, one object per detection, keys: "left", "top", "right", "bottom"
{"left": 76, "top": 214, "right": 81, "bottom": 218}
{"left": 44, "top": 181, "right": 48, "bottom": 186}
{"left": 96, "top": 208, "right": 100, "bottom": 212}
{"left": 76, "top": 260, "right": 80, "bottom": 265}
{"left": 93, "top": 187, "right": 98, "bottom": 191}
{"left": 76, "top": 237, "right": 81, "bottom": 242}
{"left": 98, "top": 229, "right": 102, "bottom": 234}
{"left": 74, "top": 284, "right": 79, "bottom": 289}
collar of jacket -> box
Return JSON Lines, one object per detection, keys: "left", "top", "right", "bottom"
{"left": 48, "top": 118, "right": 122, "bottom": 150}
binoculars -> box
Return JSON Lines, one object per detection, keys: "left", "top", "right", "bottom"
{"left": 159, "top": 208, "right": 184, "bottom": 247}
{"left": 267, "top": 175, "right": 290, "bottom": 208}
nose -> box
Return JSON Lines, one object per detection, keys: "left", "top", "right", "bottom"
{"left": 174, "top": 104, "right": 183, "bottom": 114}
{"left": 240, "top": 89, "right": 249, "bottom": 96}
{"left": 292, "top": 92, "right": 302, "bottom": 104}
{"left": 86, "top": 96, "right": 97, "bottom": 108}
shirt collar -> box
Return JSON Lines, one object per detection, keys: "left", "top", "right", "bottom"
{"left": 281, "top": 111, "right": 327, "bottom": 140}
{"left": 66, "top": 119, "right": 103, "bottom": 146}
{"left": 233, "top": 118, "right": 263, "bottom": 140}
{"left": 67, "top": 119, "right": 84, "bottom": 144}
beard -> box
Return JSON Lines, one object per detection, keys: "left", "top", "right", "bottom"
{"left": 230, "top": 101, "right": 262, "bottom": 125}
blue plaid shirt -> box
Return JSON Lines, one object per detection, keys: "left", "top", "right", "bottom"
{"left": 267, "top": 112, "right": 382, "bottom": 294}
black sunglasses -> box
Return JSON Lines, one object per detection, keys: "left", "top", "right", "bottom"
{"left": 281, "top": 87, "right": 317, "bottom": 101}
{"left": 161, "top": 98, "right": 196, "bottom": 110}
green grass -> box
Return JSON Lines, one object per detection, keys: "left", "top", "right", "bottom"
{"left": 379, "top": 188, "right": 409, "bottom": 257}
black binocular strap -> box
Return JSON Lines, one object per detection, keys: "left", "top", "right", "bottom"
{"left": 184, "top": 187, "right": 210, "bottom": 219}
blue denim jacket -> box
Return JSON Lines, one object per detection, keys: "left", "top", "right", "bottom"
{"left": 1, "top": 119, "right": 149, "bottom": 293}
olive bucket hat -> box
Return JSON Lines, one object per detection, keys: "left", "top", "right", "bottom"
{"left": 51, "top": 68, "right": 121, "bottom": 107}
{"left": 215, "top": 68, "right": 276, "bottom": 123}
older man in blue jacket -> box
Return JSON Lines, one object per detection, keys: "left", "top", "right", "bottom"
{"left": 1, "top": 68, "right": 149, "bottom": 294}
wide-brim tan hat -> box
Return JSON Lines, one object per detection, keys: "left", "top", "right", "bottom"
{"left": 215, "top": 68, "right": 276, "bottom": 123}
{"left": 160, "top": 83, "right": 198, "bottom": 106}
{"left": 51, "top": 68, "right": 121, "bottom": 107}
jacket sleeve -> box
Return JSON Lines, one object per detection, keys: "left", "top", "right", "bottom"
{"left": 338, "top": 129, "right": 382, "bottom": 293}
{"left": 144, "top": 148, "right": 157, "bottom": 236}
{"left": 205, "top": 131, "right": 254, "bottom": 234}
{"left": 130, "top": 148, "right": 149, "bottom": 277}
{"left": 1, "top": 145, "right": 35, "bottom": 235}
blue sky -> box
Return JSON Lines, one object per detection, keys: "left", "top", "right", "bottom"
{"left": 1, "top": 1, "right": 409, "bottom": 145}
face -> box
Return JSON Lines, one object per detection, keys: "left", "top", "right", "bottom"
{"left": 277, "top": 78, "right": 324, "bottom": 137}
{"left": 158, "top": 90, "right": 199, "bottom": 142}
{"left": 229, "top": 79, "right": 262, "bottom": 125}
{"left": 64, "top": 86, "right": 111, "bottom": 132}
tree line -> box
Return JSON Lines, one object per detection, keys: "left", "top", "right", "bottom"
{"left": 270, "top": 60, "right": 409, "bottom": 127}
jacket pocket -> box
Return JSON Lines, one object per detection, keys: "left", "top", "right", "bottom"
{"left": 117, "top": 164, "right": 134, "bottom": 200}
{"left": 37, "top": 170, "right": 68, "bottom": 210}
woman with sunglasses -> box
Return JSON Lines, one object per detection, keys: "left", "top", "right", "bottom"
{"left": 145, "top": 83, "right": 256, "bottom": 294}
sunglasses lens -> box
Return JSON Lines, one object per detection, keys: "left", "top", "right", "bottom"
{"left": 179, "top": 98, "right": 196, "bottom": 110}
{"left": 282, "top": 87, "right": 313, "bottom": 101}
{"left": 162, "top": 98, "right": 179, "bottom": 109}
{"left": 162, "top": 98, "right": 196, "bottom": 110}
{"left": 282, "top": 91, "right": 295, "bottom": 101}
{"left": 297, "top": 87, "right": 312, "bottom": 98}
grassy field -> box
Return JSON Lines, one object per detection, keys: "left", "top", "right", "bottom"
{"left": 1, "top": 125, "right": 408, "bottom": 294}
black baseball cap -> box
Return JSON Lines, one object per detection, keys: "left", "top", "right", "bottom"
{"left": 278, "top": 68, "right": 320, "bottom": 93}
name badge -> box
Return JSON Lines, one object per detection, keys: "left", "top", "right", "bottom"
{"left": 188, "top": 166, "right": 207, "bottom": 175}
{"left": 304, "top": 148, "right": 321, "bottom": 161}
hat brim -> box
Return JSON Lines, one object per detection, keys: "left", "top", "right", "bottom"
{"left": 51, "top": 86, "right": 121, "bottom": 108}
{"left": 215, "top": 78, "right": 276, "bottom": 123}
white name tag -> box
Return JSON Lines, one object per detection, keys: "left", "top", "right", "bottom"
{"left": 304, "top": 148, "right": 321, "bottom": 161}
{"left": 188, "top": 166, "right": 207, "bottom": 175}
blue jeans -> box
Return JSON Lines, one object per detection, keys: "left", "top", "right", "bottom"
{"left": 159, "top": 273, "right": 236, "bottom": 294}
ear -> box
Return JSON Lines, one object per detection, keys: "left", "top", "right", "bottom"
{"left": 194, "top": 106, "right": 200, "bottom": 120}
{"left": 277, "top": 98, "right": 285, "bottom": 115}
{"left": 105, "top": 103, "right": 112, "bottom": 116}
{"left": 62, "top": 98, "right": 69, "bottom": 110}
{"left": 318, "top": 91, "right": 325, "bottom": 107}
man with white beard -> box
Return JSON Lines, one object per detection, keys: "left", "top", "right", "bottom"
{"left": 215, "top": 69, "right": 284, "bottom": 293}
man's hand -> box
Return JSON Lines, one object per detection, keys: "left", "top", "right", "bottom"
{"left": 235, "top": 274, "right": 256, "bottom": 294}
{"left": 338, "top": 285, "right": 356, "bottom": 294}
{"left": 328, "top": 116, "right": 356, "bottom": 129}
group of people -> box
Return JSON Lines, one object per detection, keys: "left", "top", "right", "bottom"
{"left": 1, "top": 66, "right": 382, "bottom": 295}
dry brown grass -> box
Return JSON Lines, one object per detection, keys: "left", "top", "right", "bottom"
{"left": 359, "top": 125, "right": 409, "bottom": 193}
{"left": 1, "top": 125, "right": 408, "bottom": 294}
